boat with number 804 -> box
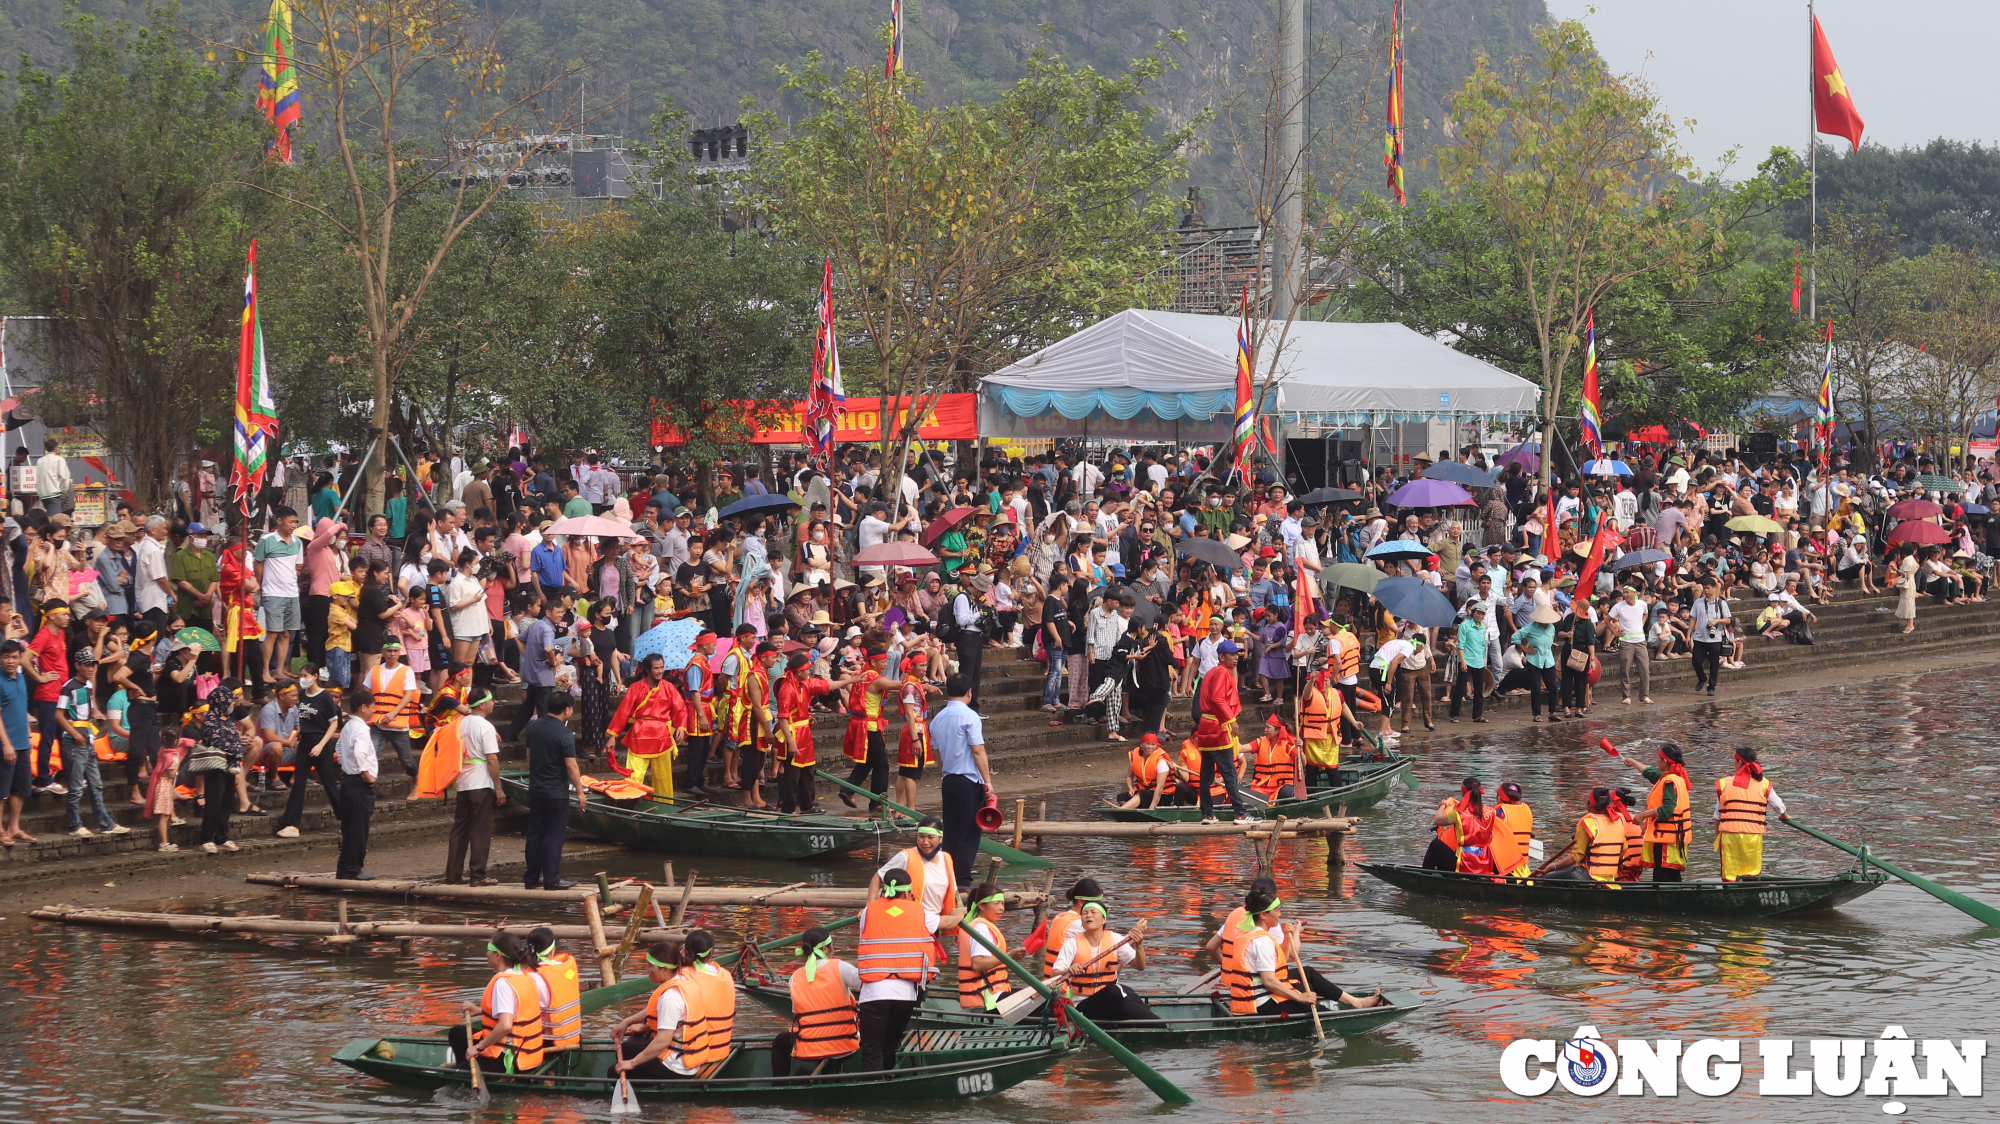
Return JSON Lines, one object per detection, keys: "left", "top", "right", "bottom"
{"left": 334, "top": 1025, "right": 1069, "bottom": 1103}
{"left": 497, "top": 771, "right": 896, "bottom": 859}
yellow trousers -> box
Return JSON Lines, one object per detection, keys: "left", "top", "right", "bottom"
{"left": 1641, "top": 840, "right": 1688, "bottom": 869}
{"left": 1714, "top": 832, "right": 1762, "bottom": 881}
{"left": 625, "top": 750, "right": 675, "bottom": 799}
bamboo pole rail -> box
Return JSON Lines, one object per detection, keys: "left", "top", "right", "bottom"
{"left": 29, "top": 905, "right": 685, "bottom": 946}
{"left": 245, "top": 871, "right": 1047, "bottom": 909}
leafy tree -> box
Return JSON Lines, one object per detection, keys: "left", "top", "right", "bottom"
{"left": 1786, "top": 139, "right": 2000, "bottom": 258}
{"left": 748, "top": 44, "right": 1194, "bottom": 495}
{"left": 0, "top": 4, "right": 266, "bottom": 512}
{"left": 1773, "top": 209, "right": 1910, "bottom": 469}
{"left": 1429, "top": 19, "right": 1742, "bottom": 492}
{"left": 1897, "top": 246, "right": 2000, "bottom": 455}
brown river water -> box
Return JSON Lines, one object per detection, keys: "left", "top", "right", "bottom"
{"left": 3, "top": 668, "right": 1997, "bottom": 1123}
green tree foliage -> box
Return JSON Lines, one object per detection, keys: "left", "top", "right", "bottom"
{"left": 1787, "top": 139, "right": 2000, "bottom": 258}
{"left": 0, "top": 3, "right": 267, "bottom": 511}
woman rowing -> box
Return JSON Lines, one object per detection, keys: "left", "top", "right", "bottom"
{"left": 1213, "top": 885, "right": 1387, "bottom": 1015}
{"left": 956, "top": 882, "right": 1013, "bottom": 1012}
{"left": 770, "top": 925, "right": 861, "bottom": 1076}
{"left": 612, "top": 930, "right": 736, "bottom": 1081}
{"left": 1049, "top": 899, "right": 1164, "bottom": 1025}
{"left": 1529, "top": 787, "right": 1629, "bottom": 882}
{"left": 451, "top": 931, "right": 548, "bottom": 1078}
{"left": 1714, "top": 746, "right": 1786, "bottom": 881}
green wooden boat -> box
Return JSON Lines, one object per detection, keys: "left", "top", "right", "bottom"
{"left": 334, "top": 1026, "right": 1068, "bottom": 1103}
{"left": 1098, "top": 752, "right": 1414, "bottom": 823}
{"left": 1358, "top": 862, "right": 1890, "bottom": 917}
{"left": 738, "top": 978, "right": 1423, "bottom": 1047}
{"left": 498, "top": 772, "right": 896, "bottom": 860}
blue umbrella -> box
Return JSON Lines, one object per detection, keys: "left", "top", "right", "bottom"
{"left": 1611, "top": 548, "right": 1671, "bottom": 571}
{"left": 1386, "top": 478, "right": 1475, "bottom": 508}
{"left": 1583, "top": 458, "right": 1634, "bottom": 476}
{"left": 1365, "top": 540, "right": 1434, "bottom": 561}
{"left": 1421, "top": 461, "right": 1497, "bottom": 488}
{"left": 635, "top": 616, "right": 707, "bottom": 670}
{"left": 1372, "top": 577, "right": 1457, "bottom": 628}
{"left": 1964, "top": 504, "right": 1991, "bottom": 515}
{"left": 719, "top": 493, "right": 802, "bottom": 520}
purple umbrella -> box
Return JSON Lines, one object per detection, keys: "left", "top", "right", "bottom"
{"left": 1494, "top": 445, "right": 1541, "bottom": 473}
{"left": 1386, "top": 478, "right": 1476, "bottom": 508}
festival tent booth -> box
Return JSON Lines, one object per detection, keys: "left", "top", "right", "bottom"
{"left": 977, "top": 309, "right": 1540, "bottom": 445}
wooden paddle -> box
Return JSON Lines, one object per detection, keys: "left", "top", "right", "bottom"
{"left": 464, "top": 1014, "right": 489, "bottom": 1103}
{"left": 958, "top": 920, "right": 1192, "bottom": 1106}
{"left": 812, "top": 768, "right": 1053, "bottom": 869}
{"left": 609, "top": 1071, "right": 639, "bottom": 1115}
{"left": 1177, "top": 967, "right": 1222, "bottom": 995}
{"left": 1289, "top": 921, "right": 1327, "bottom": 1043}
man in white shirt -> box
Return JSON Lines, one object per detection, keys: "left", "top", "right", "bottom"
{"left": 334, "top": 689, "right": 378, "bottom": 879}
{"left": 856, "top": 504, "right": 911, "bottom": 579}
{"left": 445, "top": 692, "right": 502, "bottom": 884}
{"left": 255, "top": 506, "right": 307, "bottom": 682}
{"left": 133, "top": 514, "right": 175, "bottom": 622}
{"left": 1071, "top": 457, "right": 1104, "bottom": 497}
{"left": 1605, "top": 585, "right": 1652, "bottom": 705}
{"left": 34, "top": 435, "right": 72, "bottom": 514}
{"left": 1612, "top": 486, "right": 1638, "bottom": 531}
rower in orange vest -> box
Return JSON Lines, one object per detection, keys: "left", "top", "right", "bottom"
{"left": 1049, "top": 900, "right": 1163, "bottom": 1025}
{"left": 1219, "top": 888, "right": 1390, "bottom": 1017}
{"left": 1610, "top": 788, "right": 1647, "bottom": 882}
{"left": 1631, "top": 743, "right": 1693, "bottom": 882}
{"left": 1713, "top": 746, "right": 1786, "bottom": 882}
{"left": 1240, "top": 713, "right": 1302, "bottom": 803}
{"left": 527, "top": 927, "right": 582, "bottom": 1052}
{"left": 955, "top": 882, "right": 1014, "bottom": 1011}
{"left": 450, "top": 931, "right": 549, "bottom": 1077}
{"left": 1529, "top": 787, "right": 1629, "bottom": 882}
{"left": 1030, "top": 877, "right": 1104, "bottom": 980}
{"left": 770, "top": 925, "right": 861, "bottom": 1077}
{"left": 611, "top": 930, "right": 736, "bottom": 1080}
{"left": 1430, "top": 779, "right": 1523, "bottom": 877}
{"left": 1423, "top": 777, "right": 1482, "bottom": 870}
{"left": 1494, "top": 782, "right": 1535, "bottom": 878}
{"left": 1117, "top": 733, "right": 1173, "bottom": 809}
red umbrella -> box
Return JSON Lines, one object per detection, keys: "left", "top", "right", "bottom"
{"left": 1627, "top": 424, "right": 1672, "bottom": 444}
{"left": 918, "top": 507, "right": 979, "bottom": 548}
{"left": 1888, "top": 520, "right": 1950, "bottom": 545}
{"left": 854, "top": 542, "right": 939, "bottom": 567}
{"left": 1887, "top": 498, "right": 1943, "bottom": 520}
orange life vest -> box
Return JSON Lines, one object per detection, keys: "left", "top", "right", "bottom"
{"left": 1715, "top": 776, "right": 1770, "bottom": 835}
{"left": 649, "top": 963, "right": 735, "bottom": 1072}
{"left": 957, "top": 918, "right": 1013, "bottom": 1009}
{"left": 1436, "top": 795, "right": 1466, "bottom": 850}
{"left": 365, "top": 664, "right": 419, "bottom": 731}
{"left": 1064, "top": 928, "right": 1122, "bottom": 998}
{"left": 1496, "top": 801, "right": 1534, "bottom": 874}
{"left": 534, "top": 952, "right": 582, "bottom": 1050}
{"left": 1041, "top": 910, "right": 1082, "bottom": 979}
{"left": 1299, "top": 686, "right": 1335, "bottom": 741}
{"left": 1225, "top": 922, "right": 1289, "bottom": 1016}
{"left": 479, "top": 969, "right": 546, "bottom": 1072}
{"left": 1643, "top": 773, "right": 1693, "bottom": 846}
{"left": 1331, "top": 630, "right": 1361, "bottom": 681}
{"left": 788, "top": 959, "right": 860, "bottom": 1059}
{"left": 1248, "top": 735, "right": 1299, "bottom": 795}
{"left": 857, "top": 895, "right": 935, "bottom": 983}
{"left": 1175, "top": 741, "right": 1227, "bottom": 799}
{"left": 1581, "top": 812, "right": 1628, "bottom": 881}
{"left": 1127, "top": 744, "right": 1167, "bottom": 792}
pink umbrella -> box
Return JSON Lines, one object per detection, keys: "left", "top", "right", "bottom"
{"left": 547, "top": 514, "right": 643, "bottom": 540}
{"left": 1888, "top": 521, "right": 1949, "bottom": 545}
{"left": 854, "top": 542, "right": 939, "bottom": 567}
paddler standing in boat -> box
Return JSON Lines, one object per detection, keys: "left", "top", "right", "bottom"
{"left": 451, "top": 931, "right": 548, "bottom": 1077}
{"left": 605, "top": 653, "right": 684, "bottom": 798}
{"left": 770, "top": 925, "right": 861, "bottom": 1077}
{"left": 1296, "top": 667, "right": 1348, "bottom": 791}
{"left": 1529, "top": 787, "right": 1629, "bottom": 882}
{"left": 1714, "top": 746, "right": 1786, "bottom": 881}
{"left": 613, "top": 931, "right": 736, "bottom": 1081}
{"left": 854, "top": 867, "right": 944, "bottom": 1072}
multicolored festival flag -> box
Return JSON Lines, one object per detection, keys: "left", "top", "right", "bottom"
{"left": 1791, "top": 255, "right": 1803, "bottom": 314}
{"left": 885, "top": 0, "right": 904, "bottom": 78}
{"left": 1384, "top": 0, "right": 1406, "bottom": 206}
{"left": 1232, "top": 290, "right": 1256, "bottom": 474}
{"left": 232, "top": 241, "right": 279, "bottom": 515}
{"left": 804, "top": 260, "right": 845, "bottom": 472}
{"left": 255, "top": 0, "right": 300, "bottom": 163}
{"left": 1814, "top": 317, "right": 1836, "bottom": 469}
{"left": 1579, "top": 309, "right": 1603, "bottom": 460}
{"left": 1811, "top": 14, "right": 1864, "bottom": 150}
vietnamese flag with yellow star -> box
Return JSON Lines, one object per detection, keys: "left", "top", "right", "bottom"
{"left": 1812, "top": 14, "right": 1864, "bottom": 149}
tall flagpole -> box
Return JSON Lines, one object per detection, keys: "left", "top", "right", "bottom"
{"left": 1808, "top": 0, "right": 1817, "bottom": 321}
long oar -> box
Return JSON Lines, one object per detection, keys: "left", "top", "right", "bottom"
{"left": 814, "top": 768, "right": 1053, "bottom": 869}
{"left": 1290, "top": 921, "right": 1327, "bottom": 1044}
{"left": 1784, "top": 817, "right": 2000, "bottom": 929}
{"left": 464, "top": 1014, "right": 489, "bottom": 1104}
{"left": 959, "top": 919, "right": 1192, "bottom": 1106}
{"left": 578, "top": 915, "right": 861, "bottom": 1014}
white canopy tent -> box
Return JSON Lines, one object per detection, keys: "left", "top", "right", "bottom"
{"left": 978, "top": 308, "right": 1540, "bottom": 441}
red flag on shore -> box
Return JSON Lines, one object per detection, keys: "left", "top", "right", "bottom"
{"left": 1574, "top": 518, "right": 1622, "bottom": 600}
{"left": 1812, "top": 15, "right": 1864, "bottom": 150}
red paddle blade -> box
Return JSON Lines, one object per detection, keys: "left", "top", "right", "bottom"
{"left": 1598, "top": 738, "right": 1618, "bottom": 756}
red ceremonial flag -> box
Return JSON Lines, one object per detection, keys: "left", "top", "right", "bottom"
{"left": 1574, "top": 518, "right": 1622, "bottom": 601}
{"left": 1791, "top": 257, "right": 1803, "bottom": 314}
{"left": 1812, "top": 15, "right": 1864, "bottom": 150}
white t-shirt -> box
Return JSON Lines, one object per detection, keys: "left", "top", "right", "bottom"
{"left": 647, "top": 964, "right": 728, "bottom": 1074}
{"left": 456, "top": 713, "right": 497, "bottom": 791}
{"left": 1242, "top": 932, "right": 1282, "bottom": 974}
{"left": 875, "top": 850, "right": 952, "bottom": 929}
{"left": 1371, "top": 638, "right": 1414, "bottom": 673}
{"left": 1606, "top": 599, "right": 1648, "bottom": 643}
{"left": 1214, "top": 919, "right": 1290, "bottom": 959}
{"left": 447, "top": 573, "right": 491, "bottom": 637}
{"left": 486, "top": 967, "right": 553, "bottom": 1017}
{"left": 1052, "top": 931, "right": 1136, "bottom": 973}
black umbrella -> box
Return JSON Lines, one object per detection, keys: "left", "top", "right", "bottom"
{"left": 1298, "top": 487, "right": 1362, "bottom": 505}
{"left": 1422, "top": 461, "right": 1499, "bottom": 488}
{"left": 1176, "top": 536, "right": 1245, "bottom": 571}
{"left": 719, "top": 493, "right": 801, "bottom": 520}
{"left": 1611, "top": 548, "right": 1671, "bottom": 571}
{"left": 1116, "top": 584, "right": 1162, "bottom": 626}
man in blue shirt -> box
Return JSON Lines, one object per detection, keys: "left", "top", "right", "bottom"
{"left": 530, "top": 532, "right": 566, "bottom": 602}
{"left": 929, "top": 673, "right": 995, "bottom": 888}
{"left": 0, "top": 641, "right": 33, "bottom": 844}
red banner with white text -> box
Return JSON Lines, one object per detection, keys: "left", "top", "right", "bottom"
{"left": 652, "top": 394, "right": 977, "bottom": 447}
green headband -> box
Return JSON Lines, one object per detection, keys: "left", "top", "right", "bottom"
{"left": 1081, "top": 901, "right": 1108, "bottom": 917}
{"left": 646, "top": 949, "right": 675, "bottom": 968}
{"left": 469, "top": 691, "right": 495, "bottom": 708}
{"left": 486, "top": 941, "right": 503, "bottom": 953}
{"left": 975, "top": 892, "right": 1006, "bottom": 907}
{"left": 1237, "top": 898, "right": 1283, "bottom": 931}
{"left": 916, "top": 826, "right": 944, "bottom": 838}
{"left": 1070, "top": 894, "right": 1102, "bottom": 905}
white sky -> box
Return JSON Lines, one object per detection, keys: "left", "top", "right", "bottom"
{"left": 1545, "top": 1, "right": 2000, "bottom": 176}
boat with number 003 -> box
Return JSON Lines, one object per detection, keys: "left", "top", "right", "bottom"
{"left": 334, "top": 1025, "right": 1068, "bottom": 1103}
{"left": 497, "top": 771, "right": 896, "bottom": 859}
{"left": 737, "top": 978, "right": 1424, "bottom": 1047}
{"left": 1358, "top": 863, "right": 1890, "bottom": 917}
{"left": 1098, "top": 752, "right": 1415, "bottom": 823}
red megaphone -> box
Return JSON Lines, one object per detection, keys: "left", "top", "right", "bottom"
{"left": 975, "top": 793, "right": 1004, "bottom": 831}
